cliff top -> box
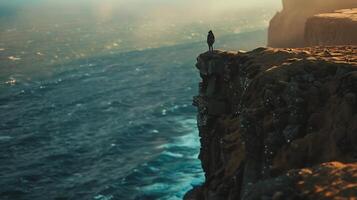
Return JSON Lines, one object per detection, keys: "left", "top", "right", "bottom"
{"left": 313, "top": 8, "right": 357, "bottom": 21}
{"left": 200, "top": 46, "right": 357, "bottom": 67}
{"left": 290, "top": 46, "right": 357, "bottom": 64}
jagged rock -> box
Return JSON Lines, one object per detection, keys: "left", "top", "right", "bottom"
{"left": 186, "top": 46, "right": 357, "bottom": 200}
{"left": 268, "top": 0, "right": 357, "bottom": 47}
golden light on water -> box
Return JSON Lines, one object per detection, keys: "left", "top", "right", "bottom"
{"left": 0, "top": 0, "right": 281, "bottom": 76}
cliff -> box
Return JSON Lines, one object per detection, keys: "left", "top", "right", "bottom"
{"left": 268, "top": 0, "right": 357, "bottom": 47}
{"left": 305, "top": 9, "right": 357, "bottom": 46}
{"left": 186, "top": 46, "right": 357, "bottom": 200}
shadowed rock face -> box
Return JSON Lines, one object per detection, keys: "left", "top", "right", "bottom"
{"left": 305, "top": 9, "right": 357, "bottom": 46}
{"left": 185, "top": 46, "right": 357, "bottom": 200}
{"left": 268, "top": 0, "right": 357, "bottom": 47}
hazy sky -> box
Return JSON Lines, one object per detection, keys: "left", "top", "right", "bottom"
{"left": 0, "top": 0, "right": 281, "bottom": 35}
{"left": 0, "top": 0, "right": 281, "bottom": 20}
{"left": 0, "top": 0, "right": 282, "bottom": 70}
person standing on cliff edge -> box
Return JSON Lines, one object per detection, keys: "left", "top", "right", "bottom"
{"left": 207, "top": 30, "right": 215, "bottom": 52}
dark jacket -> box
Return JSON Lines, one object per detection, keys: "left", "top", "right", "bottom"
{"left": 207, "top": 31, "right": 215, "bottom": 46}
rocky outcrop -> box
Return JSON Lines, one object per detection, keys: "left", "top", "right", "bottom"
{"left": 186, "top": 46, "right": 357, "bottom": 200}
{"left": 268, "top": 0, "right": 357, "bottom": 47}
{"left": 305, "top": 9, "right": 357, "bottom": 46}
{"left": 244, "top": 162, "right": 357, "bottom": 200}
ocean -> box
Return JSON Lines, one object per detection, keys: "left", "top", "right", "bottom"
{"left": 0, "top": 30, "right": 266, "bottom": 200}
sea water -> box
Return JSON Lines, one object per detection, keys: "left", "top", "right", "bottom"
{"left": 0, "top": 31, "right": 266, "bottom": 200}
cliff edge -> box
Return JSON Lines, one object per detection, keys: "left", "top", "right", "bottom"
{"left": 268, "top": 0, "right": 357, "bottom": 47}
{"left": 186, "top": 46, "right": 357, "bottom": 200}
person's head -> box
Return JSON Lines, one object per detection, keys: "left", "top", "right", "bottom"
{"left": 208, "top": 30, "right": 212, "bottom": 34}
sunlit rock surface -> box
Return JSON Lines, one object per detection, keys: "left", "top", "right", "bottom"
{"left": 305, "top": 9, "right": 357, "bottom": 46}
{"left": 185, "top": 46, "right": 357, "bottom": 200}
{"left": 245, "top": 162, "right": 357, "bottom": 200}
{"left": 268, "top": 0, "right": 357, "bottom": 47}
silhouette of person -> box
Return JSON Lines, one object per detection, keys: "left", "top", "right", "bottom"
{"left": 207, "top": 30, "right": 215, "bottom": 52}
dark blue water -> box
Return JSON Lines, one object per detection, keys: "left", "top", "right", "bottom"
{"left": 0, "top": 31, "right": 266, "bottom": 200}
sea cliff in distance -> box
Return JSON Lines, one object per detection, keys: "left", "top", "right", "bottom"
{"left": 268, "top": 0, "right": 357, "bottom": 47}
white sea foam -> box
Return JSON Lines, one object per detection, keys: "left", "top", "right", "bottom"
{"left": 0, "top": 136, "right": 13, "bottom": 141}
{"left": 151, "top": 129, "right": 159, "bottom": 133}
{"left": 141, "top": 183, "right": 170, "bottom": 193}
{"left": 5, "top": 79, "right": 16, "bottom": 85}
{"left": 162, "top": 151, "right": 184, "bottom": 158}
{"left": 157, "top": 118, "right": 199, "bottom": 150}
{"left": 93, "top": 194, "right": 113, "bottom": 200}
{"left": 8, "top": 56, "right": 21, "bottom": 61}
{"left": 161, "top": 109, "right": 167, "bottom": 115}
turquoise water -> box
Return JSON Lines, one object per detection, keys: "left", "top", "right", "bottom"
{"left": 0, "top": 30, "right": 266, "bottom": 200}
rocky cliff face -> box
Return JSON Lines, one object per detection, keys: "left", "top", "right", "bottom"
{"left": 185, "top": 46, "right": 357, "bottom": 200}
{"left": 305, "top": 9, "right": 357, "bottom": 46}
{"left": 268, "top": 0, "right": 357, "bottom": 47}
